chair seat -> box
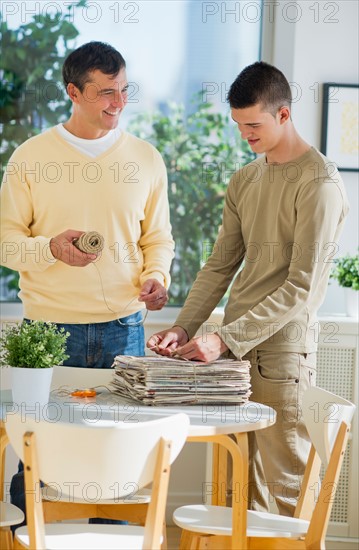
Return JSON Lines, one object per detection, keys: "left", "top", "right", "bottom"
{"left": 0, "top": 502, "right": 25, "bottom": 527}
{"left": 42, "top": 485, "right": 152, "bottom": 505}
{"left": 173, "top": 505, "right": 310, "bottom": 538}
{"left": 15, "top": 523, "right": 148, "bottom": 549}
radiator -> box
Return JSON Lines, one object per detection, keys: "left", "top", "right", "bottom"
{"left": 317, "top": 319, "right": 358, "bottom": 539}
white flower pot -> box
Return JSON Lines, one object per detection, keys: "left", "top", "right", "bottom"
{"left": 11, "top": 367, "right": 54, "bottom": 409}
{"left": 345, "top": 288, "right": 359, "bottom": 318}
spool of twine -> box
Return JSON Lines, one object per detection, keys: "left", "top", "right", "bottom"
{"left": 73, "top": 231, "right": 105, "bottom": 254}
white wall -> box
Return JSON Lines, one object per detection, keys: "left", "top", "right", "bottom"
{"left": 263, "top": 0, "right": 359, "bottom": 315}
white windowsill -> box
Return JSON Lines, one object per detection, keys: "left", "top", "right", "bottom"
{"left": 1, "top": 302, "right": 357, "bottom": 332}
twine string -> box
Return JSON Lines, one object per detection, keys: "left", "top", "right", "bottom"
{"left": 168, "top": 353, "right": 198, "bottom": 400}
{"left": 73, "top": 231, "right": 147, "bottom": 327}
{"left": 148, "top": 345, "right": 198, "bottom": 399}
{"left": 192, "top": 364, "right": 198, "bottom": 400}
{"left": 73, "top": 231, "right": 105, "bottom": 254}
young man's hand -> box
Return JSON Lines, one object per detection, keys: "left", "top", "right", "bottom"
{"left": 175, "top": 333, "right": 228, "bottom": 362}
{"left": 147, "top": 329, "right": 228, "bottom": 362}
{"left": 147, "top": 326, "right": 189, "bottom": 355}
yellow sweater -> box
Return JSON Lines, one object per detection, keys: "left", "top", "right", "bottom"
{"left": 175, "top": 148, "right": 349, "bottom": 357}
{"left": 0, "top": 128, "right": 174, "bottom": 323}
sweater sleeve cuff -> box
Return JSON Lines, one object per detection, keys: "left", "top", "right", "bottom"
{"left": 173, "top": 316, "right": 199, "bottom": 340}
{"left": 41, "top": 238, "right": 58, "bottom": 268}
{"left": 217, "top": 327, "right": 245, "bottom": 360}
{"left": 139, "top": 271, "right": 168, "bottom": 288}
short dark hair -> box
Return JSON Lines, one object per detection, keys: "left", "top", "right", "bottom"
{"left": 227, "top": 61, "right": 292, "bottom": 115}
{"left": 62, "top": 41, "right": 126, "bottom": 92}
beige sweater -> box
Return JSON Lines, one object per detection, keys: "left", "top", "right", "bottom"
{"left": 0, "top": 128, "right": 174, "bottom": 323}
{"left": 175, "top": 148, "right": 349, "bottom": 358}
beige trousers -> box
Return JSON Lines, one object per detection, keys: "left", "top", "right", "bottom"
{"left": 243, "top": 349, "right": 317, "bottom": 517}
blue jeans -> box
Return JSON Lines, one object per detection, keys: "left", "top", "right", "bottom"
{"left": 11, "top": 313, "right": 145, "bottom": 527}
{"left": 57, "top": 312, "right": 145, "bottom": 369}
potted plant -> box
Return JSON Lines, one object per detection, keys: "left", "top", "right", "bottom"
{"left": 0, "top": 320, "right": 70, "bottom": 407}
{"left": 330, "top": 252, "right": 359, "bottom": 317}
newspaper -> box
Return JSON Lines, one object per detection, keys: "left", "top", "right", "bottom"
{"left": 111, "top": 355, "right": 251, "bottom": 406}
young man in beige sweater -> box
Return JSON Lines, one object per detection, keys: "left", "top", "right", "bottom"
{"left": 148, "top": 62, "right": 349, "bottom": 515}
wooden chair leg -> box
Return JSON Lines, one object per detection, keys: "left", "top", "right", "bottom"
{"left": 179, "top": 529, "right": 200, "bottom": 550}
{"left": 197, "top": 536, "right": 212, "bottom": 549}
{"left": 179, "top": 530, "right": 219, "bottom": 550}
{"left": 13, "top": 535, "right": 27, "bottom": 550}
{"left": 161, "top": 519, "right": 168, "bottom": 549}
{"left": 0, "top": 527, "right": 14, "bottom": 550}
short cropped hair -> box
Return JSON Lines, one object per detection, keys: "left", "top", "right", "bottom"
{"left": 62, "top": 41, "right": 126, "bottom": 93}
{"left": 227, "top": 61, "right": 292, "bottom": 115}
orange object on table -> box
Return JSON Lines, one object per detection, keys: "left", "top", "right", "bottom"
{"left": 70, "top": 389, "right": 97, "bottom": 398}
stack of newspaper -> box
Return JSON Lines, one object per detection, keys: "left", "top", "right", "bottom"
{"left": 111, "top": 355, "right": 251, "bottom": 406}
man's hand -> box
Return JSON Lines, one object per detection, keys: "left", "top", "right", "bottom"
{"left": 147, "top": 326, "right": 189, "bottom": 356}
{"left": 50, "top": 229, "right": 98, "bottom": 267}
{"left": 175, "top": 333, "right": 228, "bottom": 362}
{"left": 138, "top": 279, "right": 168, "bottom": 311}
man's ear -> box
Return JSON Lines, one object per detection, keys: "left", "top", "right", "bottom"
{"left": 67, "top": 83, "right": 80, "bottom": 102}
{"left": 278, "top": 106, "right": 291, "bottom": 124}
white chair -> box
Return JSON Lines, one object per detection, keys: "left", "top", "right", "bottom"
{"left": 173, "top": 386, "right": 356, "bottom": 550}
{"left": 47, "top": 366, "right": 156, "bottom": 534}
{"left": 47, "top": 367, "right": 152, "bottom": 526}
{"left": 0, "top": 502, "right": 25, "bottom": 550}
{"left": 5, "top": 410, "right": 189, "bottom": 550}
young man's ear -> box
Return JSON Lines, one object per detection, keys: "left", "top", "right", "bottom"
{"left": 278, "top": 106, "right": 291, "bottom": 124}
{"left": 67, "top": 83, "right": 80, "bottom": 102}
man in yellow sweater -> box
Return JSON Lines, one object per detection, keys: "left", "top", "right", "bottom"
{"left": 1, "top": 41, "right": 174, "bottom": 365}
{"left": 1, "top": 41, "right": 174, "bottom": 525}
{"left": 148, "top": 62, "right": 349, "bottom": 515}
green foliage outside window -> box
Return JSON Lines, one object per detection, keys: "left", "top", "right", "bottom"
{"left": 0, "top": 2, "right": 83, "bottom": 299}
{"left": 128, "top": 100, "right": 254, "bottom": 304}
{"left": 0, "top": 2, "right": 84, "bottom": 171}
{"left": 0, "top": 5, "right": 255, "bottom": 305}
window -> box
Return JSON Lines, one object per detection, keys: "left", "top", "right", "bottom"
{"left": 0, "top": 0, "right": 261, "bottom": 304}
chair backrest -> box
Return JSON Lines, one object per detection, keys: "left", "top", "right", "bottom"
{"left": 5, "top": 412, "right": 189, "bottom": 500}
{"left": 302, "top": 386, "right": 356, "bottom": 465}
{"left": 298, "top": 386, "right": 355, "bottom": 547}
{"left": 51, "top": 366, "right": 114, "bottom": 392}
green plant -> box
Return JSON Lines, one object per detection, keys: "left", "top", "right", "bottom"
{"left": 129, "top": 97, "right": 255, "bottom": 304}
{"left": 0, "top": 320, "right": 70, "bottom": 368}
{"left": 0, "top": 2, "right": 84, "bottom": 171}
{"left": 330, "top": 253, "right": 359, "bottom": 290}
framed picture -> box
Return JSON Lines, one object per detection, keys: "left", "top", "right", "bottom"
{"left": 321, "top": 83, "right": 359, "bottom": 172}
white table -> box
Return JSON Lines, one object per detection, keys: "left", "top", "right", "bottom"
{"left": 1, "top": 384, "right": 276, "bottom": 549}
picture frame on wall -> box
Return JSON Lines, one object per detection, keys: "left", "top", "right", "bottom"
{"left": 321, "top": 83, "right": 359, "bottom": 172}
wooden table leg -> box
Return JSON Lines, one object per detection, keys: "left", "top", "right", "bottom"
{"left": 212, "top": 443, "right": 228, "bottom": 506}
{"left": 188, "top": 434, "right": 249, "bottom": 550}
{"left": 0, "top": 527, "right": 14, "bottom": 550}
{"left": 0, "top": 422, "right": 10, "bottom": 501}
{"left": 232, "top": 433, "right": 249, "bottom": 550}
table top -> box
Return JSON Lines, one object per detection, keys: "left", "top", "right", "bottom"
{"left": 0, "top": 388, "right": 276, "bottom": 437}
